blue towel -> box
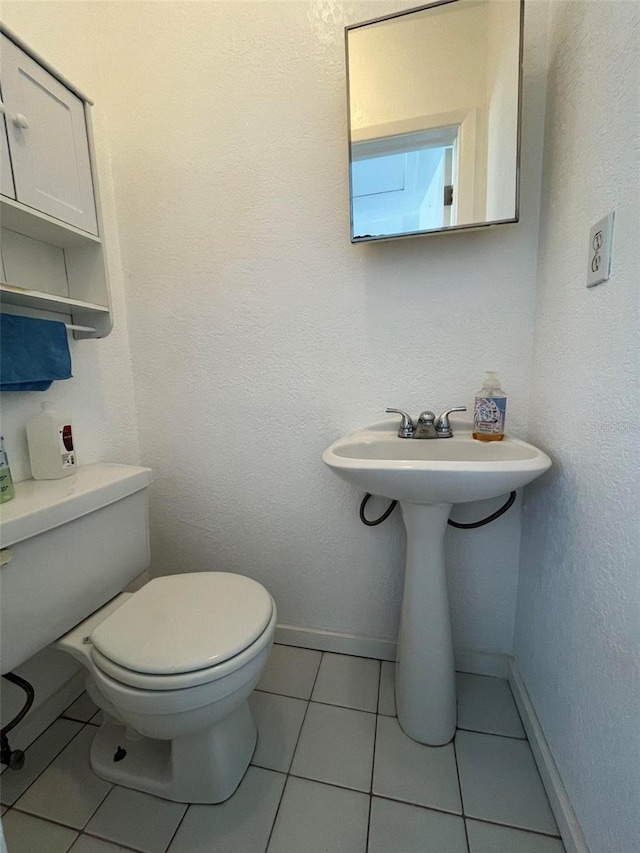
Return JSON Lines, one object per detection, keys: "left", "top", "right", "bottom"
{"left": 0, "top": 314, "right": 72, "bottom": 392}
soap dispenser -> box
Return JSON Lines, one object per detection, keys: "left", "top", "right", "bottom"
{"left": 26, "top": 402, "right": 77, "bottom": 479}
{"left": 473, "top": 371, "right": 507, "bottom": 441}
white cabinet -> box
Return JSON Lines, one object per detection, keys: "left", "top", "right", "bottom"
{"left": 0, "top": 116, "right": 15, "bottom": 198}
{"left": 1, "top": 33, "right": 97, "bottom": 235}
{"left": 0, "top": 27, "right": 111, "bottom": 338}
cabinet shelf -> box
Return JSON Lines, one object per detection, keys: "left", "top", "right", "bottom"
{"left": 0, "top": 197, "right": 102, "bottom": 249}
{"left": 0, "top": 282, "right": 111, "bottom": 339}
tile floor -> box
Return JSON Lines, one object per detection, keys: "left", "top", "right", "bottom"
{"left": 0, "top": 646, "right": 566, "bottom": 853}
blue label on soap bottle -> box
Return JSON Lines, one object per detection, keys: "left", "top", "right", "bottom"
{"left": 474, "top": 397, "right": 507, "bottom": 434}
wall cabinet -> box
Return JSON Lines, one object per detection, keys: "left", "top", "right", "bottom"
{"left": 0, "top": 26, "right": 112, "bottom": 338}
{"left": 1, "top": 117, "right": 14, "bottom": 198}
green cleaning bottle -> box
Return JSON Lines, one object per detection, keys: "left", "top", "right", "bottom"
{"left": 0, "top": 436, "right": 15, "bottom": 503}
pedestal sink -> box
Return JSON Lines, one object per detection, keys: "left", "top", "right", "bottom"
{"left": 322, "top": 420, "right": 551, "bottom": 745}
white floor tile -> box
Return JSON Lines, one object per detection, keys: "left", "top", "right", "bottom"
{"left": 455, "top": 731, "right": 557, "bottom": 834}
{"left": 466, "top": 820, "right": 565, "bottom": 853}
{"left": 311, "top": 653, "right": 380, "bottom": 712}
{"left": 0, "top": 719, "right": 82, "bottom": 806}
{"left": 85, "top": 786, "right": 187, "bottom": 853}
{"left": 378, "top": 661, "right": 397, "bottom": 716}
{"left": 267, "top": 776, "right": 369, "bottom": 853}
{"left": 70, "top": 836, "right": 134, "bottom": 852}
{"left": 63, "top": 693, "right": 100, "bottom": 724}
{"left": 373, "top": 716, "right": 462, "bottom": 814}
{"left": 456, "top": 674, "right": 525, "bottom": 738}
{"left": 249, "top": 691, "right": 307, "bottom": 773}
{"left": 168, "top": 766, "right": 285, "bottom": 853}
{"left": 291, "top": 702, "right": 375, "bottom": 792}
{"left": 15, "top": 726, "right": 112, "bottom": 829}
{"left": 368, "top": 797, "right": 468, "bottom": 853}
{"left": 2, "top": 809, "right": 78, "bottom": 853}
{"left": 257, "top": 645, "right": 322, "bottom": 699}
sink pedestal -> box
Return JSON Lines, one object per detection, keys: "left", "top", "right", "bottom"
{"left": 396, "top": 502, "right": 456, "bottom": 745}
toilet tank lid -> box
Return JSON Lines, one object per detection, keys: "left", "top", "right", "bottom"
{"left": 0, "top": 464, "right": 153, "bottom": 547}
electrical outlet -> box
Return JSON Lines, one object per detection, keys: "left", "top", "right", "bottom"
{"left": 587, "top": 211, "right": 615, "bottom": 288}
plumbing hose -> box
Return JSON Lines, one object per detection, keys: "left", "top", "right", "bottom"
{"left": 359, "top": 491, "right": 517, "bottom": 528}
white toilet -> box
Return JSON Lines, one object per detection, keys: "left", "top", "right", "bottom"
{"left": 0, "top": 464, "right": 276, "bottom": 804}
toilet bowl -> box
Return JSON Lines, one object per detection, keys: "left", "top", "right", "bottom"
{"left": 56, "top": 571, "right": 276, "bottom": 804}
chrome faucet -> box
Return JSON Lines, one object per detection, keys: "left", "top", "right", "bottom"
{"left": 414, "top": 411, "right": 437, "bottom": 439}
{"left": 386, "top": 406, "right": 467, "bottom": 438}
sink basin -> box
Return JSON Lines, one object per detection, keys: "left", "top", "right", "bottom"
{"left": 323, "top": 420, "right": 551, "bottom": 504}
{"left": 323, "top": 419, "right": 551, "bottom": 746}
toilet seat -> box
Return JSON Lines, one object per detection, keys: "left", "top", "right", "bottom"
{"left": 89, "top": 572, "right": 274, "bottom": 690}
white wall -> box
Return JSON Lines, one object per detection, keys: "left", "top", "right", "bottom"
{"left": 86, "top": 0, "right": 548, "bottom": 659}
{"left": 515, "top": 3, "right": 640, "bottom": 852}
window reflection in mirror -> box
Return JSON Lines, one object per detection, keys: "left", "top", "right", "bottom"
{"left": 346, "top": 0, "right": 523, "bottom": 242}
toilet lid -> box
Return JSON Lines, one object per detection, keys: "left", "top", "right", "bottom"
{"left": 90, "top": 573, "right": 274, "bottom": 675}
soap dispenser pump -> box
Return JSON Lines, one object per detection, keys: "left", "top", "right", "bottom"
{"left": 473, "top": 371, "right": 507, "bottom": 441}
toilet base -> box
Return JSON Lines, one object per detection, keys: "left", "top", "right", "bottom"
{"left": 89, "top": 700, "right": 257, "bottom": 804}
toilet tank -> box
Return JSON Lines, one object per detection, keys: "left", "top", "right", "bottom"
{"left": 0, "top": 464, "right": 152, "bottom": 674}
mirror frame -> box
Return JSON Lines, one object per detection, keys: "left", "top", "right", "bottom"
{"left": 345, "top": 0, "right": 525, "bottom": 242}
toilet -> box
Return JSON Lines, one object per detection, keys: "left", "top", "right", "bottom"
{"left": 0, "top": 464, "right": 276, "bottom": 804}
{"left": 57, "top": 571, "right": 276, "bottom": 803}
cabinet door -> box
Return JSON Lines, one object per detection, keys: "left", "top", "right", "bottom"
{"left": 1, "top": 35, "right": 98, "bottom": 235}
{"left": 1, "top": 114, "right": 15, "bottom": 199}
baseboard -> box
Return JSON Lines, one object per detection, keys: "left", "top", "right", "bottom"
{"left": 454, "top": 647, "right": 511, "bottom": 678}
{"left": 275, "top": 624, "right": 511, "bottom": 679}
{"left": 274, "top": 624, "right": 397, "bottom": 661}
{"left": 508, "top": 660, "right": 590, "bottom": 853}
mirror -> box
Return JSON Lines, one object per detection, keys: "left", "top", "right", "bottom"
{"left": 345, "top": 0, "right": 523, "bottom": 242}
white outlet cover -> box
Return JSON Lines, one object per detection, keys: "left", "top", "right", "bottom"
{"left": 587, "top": 211, "right": 615, "bottom": 287}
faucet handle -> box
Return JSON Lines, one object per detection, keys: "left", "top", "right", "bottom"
{"left": 386, "top": 408, "right": 415, "bottom": 438}
{"left": 435, "top": 406, "right": 467, "bottom": 438}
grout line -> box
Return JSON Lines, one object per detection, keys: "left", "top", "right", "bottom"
{"left": 3, "top": 719, "right": 87, "bottom": 809}
{"left": 452, "top": 737, "right": 471, "bottom": 852}
{"left": 365, "top": 661, "right": 383, "bottom": 852}
{"left": 254, "top": 687, "right": 316, "bottom": 703}
{"left": 256, "top": 690, "right": 379, "bottom": 716}
{"left": 262, "top": 651, "right": 325, "bottom": 852}
{"left": 160, "top": 800, "right": 190, "bottom": 853}
{"left": 272, "top": 643, "right": 391, "bottom": 663}
{"left": 368, "top": 789, "right": 463, "bottom": 819}
{"left": 60, "top": 713, "right": 96, "bottom": 724}
{"left": 77, "top": 830, "right": 142, "bottom": 852}
{"left": 284, "top": 771, "right": 376, "bottom": 800}
{"left": 456, "top": 724, "right": 526, "bottom": 740}
{"left": 11, "top": 722, "right": 113, "bottom": 832}
{"left": 10, "top": 804, "right": 88, "bottom": 834}
{"left": 308, "top": 697, "right": 378, "bottom": 715}
{"left": 464, "top": 814, "right": 564, "bottom": 841}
